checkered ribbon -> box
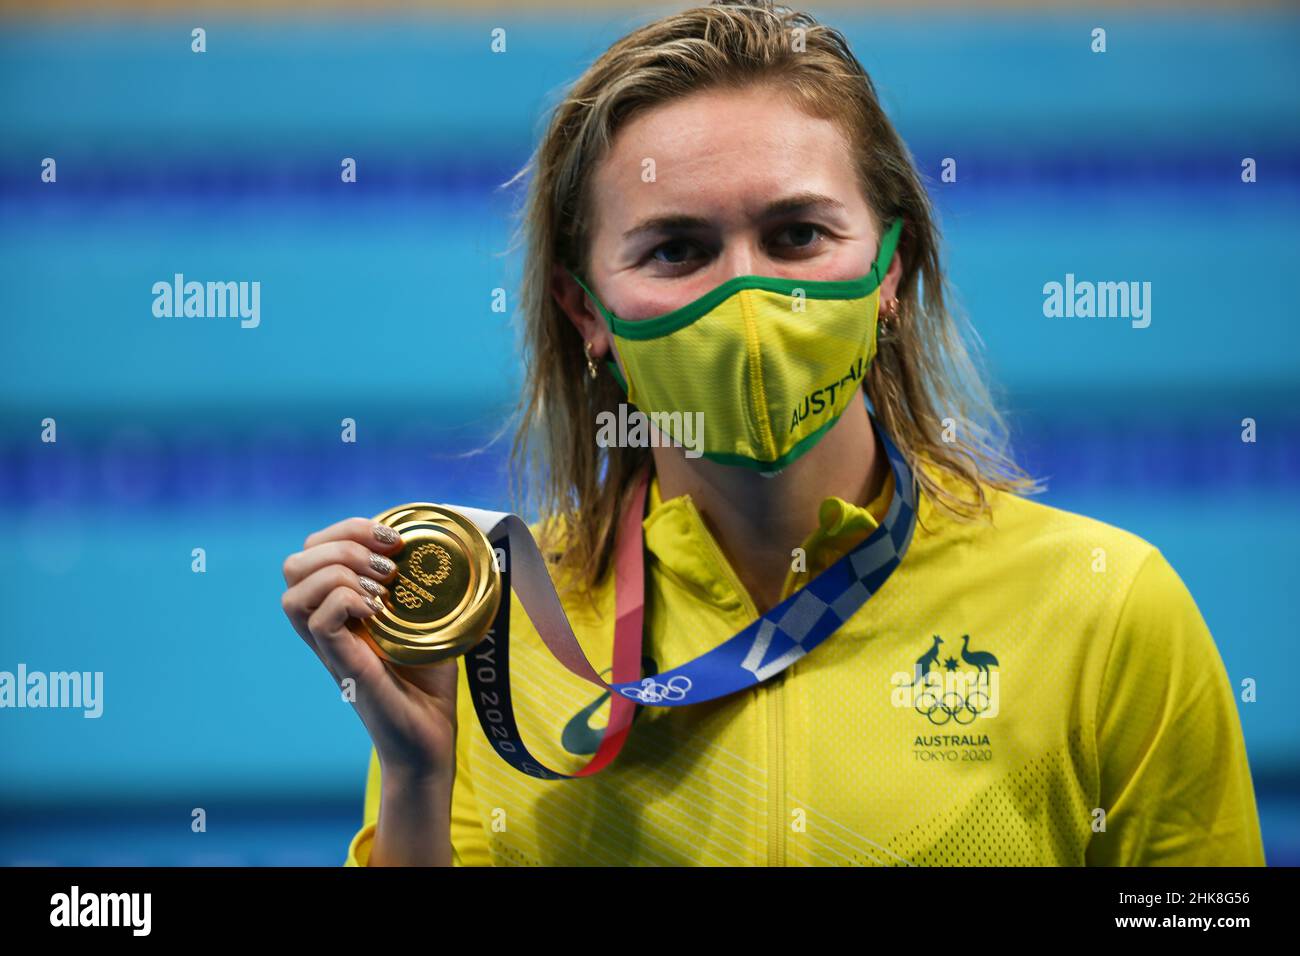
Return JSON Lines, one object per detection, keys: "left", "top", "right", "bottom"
{"left": 611, "top": 419, "right": 917, "bottom": 705}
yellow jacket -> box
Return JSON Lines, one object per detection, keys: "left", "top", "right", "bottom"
{"left": 345, "top": 463, "right": 1266, "bottom": 866}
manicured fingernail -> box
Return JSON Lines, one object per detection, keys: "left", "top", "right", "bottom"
{"left": 369, "top": 552, "right": 396, "bottom": 575}
{"left": 366, "top": 595, "right": 385, "bottom": 613}
{"left": 372, "top": 524, "right": 401, "bottom": 546}
{"left": 357, "top": 576, "right": 386, "bottom": 596}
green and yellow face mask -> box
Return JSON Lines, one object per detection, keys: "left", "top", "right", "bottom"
{"left": 569, "top": 216, "right": 903, "bottom": 474}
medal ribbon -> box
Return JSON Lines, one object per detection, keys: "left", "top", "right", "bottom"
{"left": 454, "top": 414, "right": 918, "bottom": 779}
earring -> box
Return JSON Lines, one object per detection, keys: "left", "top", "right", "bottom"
{"left": 880, "top": 297, "right": 900, "bottom": 337}
{"left": 584, "top": 340, "right": 599, "bottom": 379}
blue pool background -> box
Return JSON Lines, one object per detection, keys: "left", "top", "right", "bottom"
{"left": 1, "top": 9, "right": 1298, "bottom": 865}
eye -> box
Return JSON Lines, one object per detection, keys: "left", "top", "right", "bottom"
{"left": 648, "top": 238, "right": 702, "bottom": 266}
{"left": 770, "top": 223, "right": 826, "bottom": 253}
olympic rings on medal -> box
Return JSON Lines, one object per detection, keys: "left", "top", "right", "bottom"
{"left": 619, "top": 675, "right": 693, "bottom": 704}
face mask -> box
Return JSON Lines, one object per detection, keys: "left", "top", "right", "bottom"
{"left": 569, "top": 216, "right": 902, "bottom": 474}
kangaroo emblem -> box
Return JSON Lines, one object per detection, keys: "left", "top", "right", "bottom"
{"left": 906, "top": 635, "right": 944, "bottom": 686}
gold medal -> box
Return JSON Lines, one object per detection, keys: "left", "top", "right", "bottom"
{"left": 358, "top": 503, "right": 502, "bottom": 666}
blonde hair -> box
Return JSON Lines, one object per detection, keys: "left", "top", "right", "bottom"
{"left": 502, "top": 0, "right": 1041, "bottom": 595}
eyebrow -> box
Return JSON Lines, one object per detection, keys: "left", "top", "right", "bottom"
{"left": 620, "top": 191, "right": 847, "bottom": 242}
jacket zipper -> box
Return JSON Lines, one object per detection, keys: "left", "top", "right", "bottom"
{"left": 677, "top": 490, "right": 885, "bottom": 866}
{"left": 680, "top": 496, "right": 788, "bottom": 867}
{"left": 768, "top": 676, "right": 785, "bottom": 867}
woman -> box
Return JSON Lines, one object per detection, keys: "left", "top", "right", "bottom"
{"left": 280, "top": 1, "right": 1265, "bottom": 866}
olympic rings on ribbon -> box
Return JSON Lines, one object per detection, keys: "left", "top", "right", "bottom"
{"left": 619, "top": 675, "right": 693, "bottom": 704}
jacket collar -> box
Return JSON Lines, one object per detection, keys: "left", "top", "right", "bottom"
{"left": 641, "top": 467, "right": 895, "bottom": 611}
